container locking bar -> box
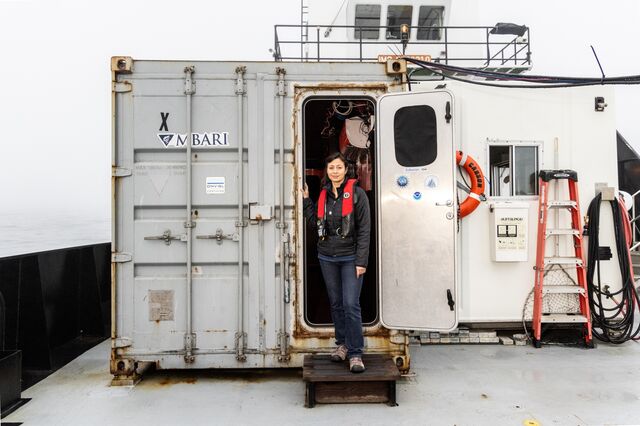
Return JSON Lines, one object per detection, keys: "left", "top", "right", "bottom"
{"left": 144, "top": 230, "right": 186, "bottom": 246}
{"left": 183, "top": 65, "right": 196, "bottom": 364}
{"left": 276, "top": 67, "right": 290, "bottom": 362}
{"left": 196, "top": 228, "right": 239, "bottom": 244}
{"left": 235, "top": 66, "right": 248, "bottom": 362}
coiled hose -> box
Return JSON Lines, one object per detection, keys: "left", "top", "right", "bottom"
{"left": 586, "top": 193, "right": 640, "bottom": 343}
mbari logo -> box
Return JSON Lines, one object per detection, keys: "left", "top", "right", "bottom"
{"left": 157, "top": 132, "right": 230, "bottom": 148}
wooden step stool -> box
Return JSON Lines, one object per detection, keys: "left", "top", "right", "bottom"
{"left": 303, "top": 354, "right": 401, "bottom": 408}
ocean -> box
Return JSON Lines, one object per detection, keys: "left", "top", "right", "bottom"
{"left": 0, "top": 212, "right": 110, "bottom": 258}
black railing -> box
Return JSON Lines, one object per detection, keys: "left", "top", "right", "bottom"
{"left": 273, "top": 24, "right": 531, "bottom": 67}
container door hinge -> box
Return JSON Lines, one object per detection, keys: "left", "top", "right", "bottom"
{"left": 113, "top": 337, "right": 132, "bottom": 348}
{"left": 184, "top": 333, "right": 196, "bottom": 363}
{"left": 235, "top": 66, "right": 247, "bottom": 95}
{"left": 112, "top": 252, "right": 132, "bottom": 263}
{"left": 112, "top": 167, "right": 132, "bottom": 177}
{"left": 278, "top": 332, "right": 290, "bottom": 362}
{"left": 184, "top": 66, "right": 196, "bottom": 95}
{"left": 112, "top": 81, "right": 132, "bottom": 93}
{"left": 235, "top": 332, "right": 247, "bottom": 361}
{"left": 276, "top": 67, "right": 287, "bottom": 96}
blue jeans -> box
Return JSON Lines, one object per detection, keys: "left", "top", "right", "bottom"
{"left": 318, "top": 254, "right": 364, "bottom": 358}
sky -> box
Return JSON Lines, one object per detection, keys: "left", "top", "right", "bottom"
{"left": 0, "top": 0, "right": 639, "bottom": 225}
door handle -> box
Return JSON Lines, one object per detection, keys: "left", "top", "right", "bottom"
{"left": 435, "top": 200, "right": 453, "bottom": 207}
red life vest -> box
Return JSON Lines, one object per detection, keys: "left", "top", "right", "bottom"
{"left": 317, "top": 179, "right": 357, "bottom": 239}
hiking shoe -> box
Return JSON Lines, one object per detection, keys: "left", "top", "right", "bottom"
{"left": 349, "top": 356, "right": 365, "bottom": 373}
{"left": 330, "top": 345, "right": 348, "bottom": 362}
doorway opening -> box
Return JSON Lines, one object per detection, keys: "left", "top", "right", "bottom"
{"left": 302, "top": 97, "right": 378, "bottom": 326}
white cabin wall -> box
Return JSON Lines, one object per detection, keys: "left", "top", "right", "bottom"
{"left": 414, "top": 82, "right": 618, "bottom": 322}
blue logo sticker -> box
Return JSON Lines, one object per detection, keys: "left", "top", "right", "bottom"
{"left": 397, "top": 175, "right": 409, "bottom": 187}
{"left": 413, "top": 191, "right": 422, "bottom": 200}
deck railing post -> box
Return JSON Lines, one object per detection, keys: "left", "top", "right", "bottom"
{"left": 485, "top": 28, "right": 490, "bottom": 66}
{"left": 444, "top": 27, "right": 448, "bottom": 64}
{"left": 359, "top": 28, "right": 363, "bottom": 62}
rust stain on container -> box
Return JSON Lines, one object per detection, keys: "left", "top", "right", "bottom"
{"left": 157, "top": 376, "right": 198, "bottom": 386}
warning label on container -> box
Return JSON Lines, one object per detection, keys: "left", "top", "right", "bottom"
{"left": 148, "top": 290, "right": 174, "bottom": 322}
{"left": 206, "top": 177, "right": 225, "bottom": 194}
{"left": 157, "top": 132, "right": 229, "bottom": 148}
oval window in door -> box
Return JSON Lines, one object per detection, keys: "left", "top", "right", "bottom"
{"left": 393, "top": 105, "right": 437, "bottom": 167}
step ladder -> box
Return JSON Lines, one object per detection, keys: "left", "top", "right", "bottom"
{"left": 532, "top": 170, "right": 593, "bottom": 348}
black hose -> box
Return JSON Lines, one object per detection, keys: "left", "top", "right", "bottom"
{"left": 586, "top": 194, "right": 640, "bottom": 343}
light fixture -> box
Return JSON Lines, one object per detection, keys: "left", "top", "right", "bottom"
{"left": 400, "top": 24, "right": 409, "bottom": 54}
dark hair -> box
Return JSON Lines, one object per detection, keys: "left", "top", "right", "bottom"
{"left": 321, "top": 152, "right": 357, "bottom": 186}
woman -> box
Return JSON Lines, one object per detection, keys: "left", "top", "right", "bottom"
{"left": 303, "top": 152, "right": 371, "bottom": 373}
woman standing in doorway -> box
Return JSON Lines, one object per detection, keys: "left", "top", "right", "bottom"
{"left": 303, "top": 152, "right": 371, "bottom": 373}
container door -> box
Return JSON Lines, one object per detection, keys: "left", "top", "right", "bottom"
{"left": 376, "top": 91, "right": 457, "bottom": 331}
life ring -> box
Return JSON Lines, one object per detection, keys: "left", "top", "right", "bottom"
{"left": 456, "top": 150, "right": 485, "bottom": 218}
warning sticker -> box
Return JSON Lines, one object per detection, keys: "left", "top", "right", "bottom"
{"left": 206, "top": 177, "right": 225, "bottom": 194}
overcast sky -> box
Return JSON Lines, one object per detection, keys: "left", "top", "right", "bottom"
{"left": 1, "top": 0, "right": 639, "bottom": 223}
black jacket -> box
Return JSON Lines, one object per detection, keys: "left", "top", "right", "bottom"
{"left": 303, "top": 180, "right": 371, "bottom": 267}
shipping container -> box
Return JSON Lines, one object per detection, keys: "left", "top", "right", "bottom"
{"left": 110, "top": 57, "right": 620, "bottom": 383}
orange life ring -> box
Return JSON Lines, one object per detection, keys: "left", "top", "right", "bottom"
{"left": 456, "top": 150, "right": 485, "bottom": 218}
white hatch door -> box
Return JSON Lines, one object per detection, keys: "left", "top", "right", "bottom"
{"left": 376, "top": 90, "right": 458, "bottom": 331}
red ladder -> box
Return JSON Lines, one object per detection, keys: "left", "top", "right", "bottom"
{"left": 532, "top": 170, "right": 593, "bottom": 348}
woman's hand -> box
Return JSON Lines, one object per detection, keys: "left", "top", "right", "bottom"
{"left": 356, "top": 266, "right": 366, "bottom": 278}
{"left": 301, "top": 183, "right": 309, "bottom": 199}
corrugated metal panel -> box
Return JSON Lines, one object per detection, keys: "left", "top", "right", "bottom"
{"left": 112, "top": 60, "right": 405, "bottom": 372}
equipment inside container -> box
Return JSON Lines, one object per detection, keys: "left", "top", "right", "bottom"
{"left": 302, "top": 97, "right": 378, "bottom": 326}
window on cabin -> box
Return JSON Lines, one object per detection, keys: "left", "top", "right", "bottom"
{"left": 394, "top": 105, "right": 437, "bottom": 167}
{"left": 354, "top": 4, "right": 381, "bottom": 40}
{"left": 417, "top": 6, "right": 444, "bottom": 40}
{"left": 488, "top": 144, "right": 539, "bottom": 197}
{"left": 386, "top": 5, "right": 412, "bottom": 39}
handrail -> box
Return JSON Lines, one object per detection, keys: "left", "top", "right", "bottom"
{"left": 486, "top": 27, "right": 531, "bottom": 65}
{"left": 274, "top": 24, "right": 531, "bottom": 66}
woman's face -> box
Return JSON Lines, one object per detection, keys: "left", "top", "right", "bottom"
{"left": 327, "top": 158, "right": 347, "bottom": 186}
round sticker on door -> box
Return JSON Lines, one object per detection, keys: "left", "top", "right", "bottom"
{"left": 413, "top": 191, "right": 422, "bottom": 200}
{"left": 396, "top": 175, "right": 409, "bottom": 188}
{"left": 425, "top": 175, "right": 439, "bottom": 189}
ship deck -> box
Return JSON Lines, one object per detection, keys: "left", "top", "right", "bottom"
{"left": 5, "top": 338, "right": 640, "bottom": 425}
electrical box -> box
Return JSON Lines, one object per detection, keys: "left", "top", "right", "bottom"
{"left": 490, "top": 202, "right": 529, "bottom": 262}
